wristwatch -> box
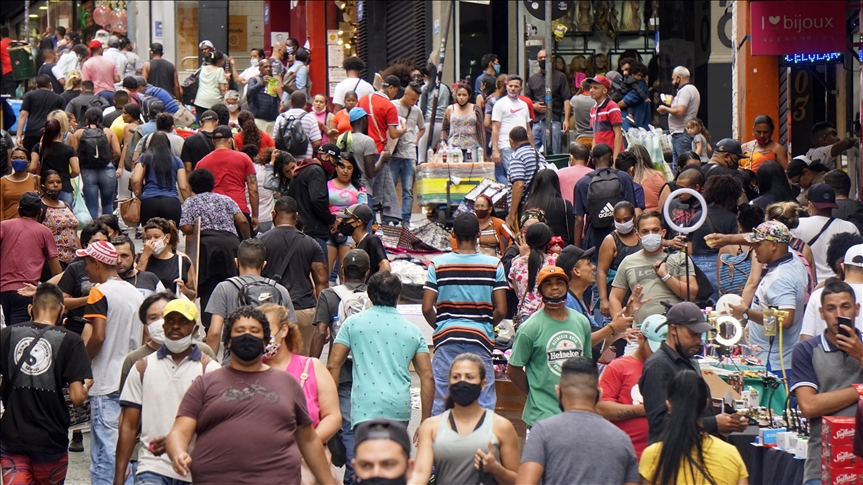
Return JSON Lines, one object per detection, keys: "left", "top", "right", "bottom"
{"left": 742, "top": 309, "right": 750, "bottom": 322}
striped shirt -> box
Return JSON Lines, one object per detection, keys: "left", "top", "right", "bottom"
{"left": 424, "top": 252, "right": 507, "bottom": 352}
{"left": 507, "top": 143, "right": 545, "bottom": 208}
{"left": 590, "top": 96, "right": 622, "bottom": 148}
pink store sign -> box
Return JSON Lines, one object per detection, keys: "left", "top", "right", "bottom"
{"left": 750, "top": 1, "right": 845, "bottom": 55}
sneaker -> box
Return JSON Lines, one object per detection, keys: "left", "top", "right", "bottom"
{"left": 69, "top": 431, "right": 84, "bottom": 452}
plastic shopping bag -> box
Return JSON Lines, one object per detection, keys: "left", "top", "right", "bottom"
{"left": 71, "top": 177, "right": 92, "bottom": 227}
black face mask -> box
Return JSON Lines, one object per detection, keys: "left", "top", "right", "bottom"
{"left": 672, "top": 81, "right": 680, "bottom": 90}
{"left": 230, "top": 334, "right": 265, "bottom": 362}
{"left": 338, "top": 221, "right": 356, "bottom": 238}
{"left": 357, "top": 477, "right": 407, "bottom": 485}
{"left": 538, "top": 60, "right": 546, "bottom": 70}
{"left": 449, "top": 381, "right": 483, "bottom": 407}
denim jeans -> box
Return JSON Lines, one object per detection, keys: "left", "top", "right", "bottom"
{"left": 97, "top": 91, "right": 115, "bottom": 105}
{"left": 81, "top": 165, "right": 117, "bottom": 220}
{"left": 532, "top": 119, "right": 562, "bottom": 155}
{"left": 495, "top": 147, "right": 513, "bottom": 184}
{"left": 59, "top": 190, "right": 74, "bottom": 206}
{"left": 137, "top": 471, "right": 187, "bottom": 485}
{"left": 313, "top": 236, "right": 329, "bottom": 269}
{"left": 690, "top": 253, "right": 719, "bottom": 304}
{"left": 338, "top": 380, "right": 355, "bottom": 485}
{"left": 388, "top": 157, "right": 415, "bottom": 223}
{"left": 90, "top": 393, "right": 133, "bottom": 485}
{"left": 802, "top": 480, "right": 820, "bottom": 485}
{"left": 431, "top": 341, "right": 497, "bottom": 416}
{"left": 671, "top": 132, "right": 693, "bottom": 172}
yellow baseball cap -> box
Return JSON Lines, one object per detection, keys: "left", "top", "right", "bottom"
{"left": 163, "top": 299, "right": 198, "bottom": 321}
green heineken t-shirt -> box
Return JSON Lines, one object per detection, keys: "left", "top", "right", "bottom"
{"left": 508, "top": 308, "right": 593, "bottom": 426}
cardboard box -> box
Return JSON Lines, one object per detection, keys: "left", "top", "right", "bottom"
{"left": 824, "top": 416, "right": 857, "bottom": 446}
{"left": 759, "top": 428, "right": 785, "bottom": 446}
{"left": 822, "top": 464, "right": 859, "bottom": 485}
{"left": 822, "top": 442, "right": 863, "bottom": 469}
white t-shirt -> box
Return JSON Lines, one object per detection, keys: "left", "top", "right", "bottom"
{"left": 273, "top": 108, "right": 322, "bottom": 159}
{"left": 332, "top": 77, "right": 375, "bottom": 107}
{"left": 790, "top": 215, "right": 861, "bottom": 283}
{"left": 491, "top": 96, "right": 531, "bottom": 148}
{"left": 249, "top": 163, "right": 275, "bottom": 224}
{"left": 800, "top": 284, "right": 863, "bottom": 337}
{"left": 668, "top": 84, "right": 700, "bottom": 134}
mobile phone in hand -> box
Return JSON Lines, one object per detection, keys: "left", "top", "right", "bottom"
{"left": 838, "top": 316, "right": 853, "bottom": 338}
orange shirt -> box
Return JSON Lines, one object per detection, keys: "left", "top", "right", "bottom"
{"left": 234, "top": 131, "right": 275, "bottom": 151}
{"left": 333, "top": 110, "right": 352, "bottom": 135}
{"left": 0, "top": 174, "right": 38, "bottom": 220}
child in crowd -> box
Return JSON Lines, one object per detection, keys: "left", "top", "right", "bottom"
{"left": 687, "top": 118, "right": 712, "bottom": 164}
{"left": 618, "top": 61, "right": 650, "bottom": 125}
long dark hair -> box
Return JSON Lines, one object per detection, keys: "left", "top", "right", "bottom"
{"left": 756, "top": 161, "right": 795, "bottom": 204}
{"left": 273, "top": 150, "right": 296, "bottom": 186}
{"left": 238, "top": 110, "right": 261, "bottom": 149}
{"left": 339, "top": 155, "right": 364, "bottom": 191}
{"left": 40, "top": 119, "right": 62, "bottom": 161}
{"left": 525, "top": 223, "right": 553, "bottom": 292}
{"left": 524, "top": 170, "right": 564, "bottom": 215}
{"left": 84, "top": 107, "right": 103, "bottom": 128}
{"left": 651, "top": 370, "right": 714, "bottom": 485}
{"left": 140, "top": 132, "right": 174, "bottom": 189}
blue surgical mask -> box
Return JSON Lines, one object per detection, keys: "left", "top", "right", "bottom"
{"left": 493, "top": 63, "right": 501, "bottom": 74}
{"left": 11, "top": 159, "right": 28, "bottom": 172}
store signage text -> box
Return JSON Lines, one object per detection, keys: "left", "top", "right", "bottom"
{"left": 750, "top": 1, "right": 844, "bottom": 56}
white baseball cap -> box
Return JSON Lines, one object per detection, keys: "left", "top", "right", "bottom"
{"left": 845, "top": 244, "right": 863, "bottom": 268}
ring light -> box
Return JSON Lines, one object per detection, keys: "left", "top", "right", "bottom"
{"left": 713, "top": 315, "right": 744, "bottom": 346}
{"left": 662, "top": 188, "right": 707, "bottom": 234}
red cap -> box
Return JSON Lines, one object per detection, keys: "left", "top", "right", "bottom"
{"left": 76, "top": 240, "right": 118, "bottom": 265}
{"left": 586, "top": 75, "right": 611, "bottom": 90}
{"left": 88, "top": 40, "right": 103, "bottom": 49}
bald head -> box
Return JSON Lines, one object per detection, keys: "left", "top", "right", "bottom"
{"left": 677, "top": 167, "right": 704, "bottom": 187}
{"left": 672, "top": 66, "right": 691, "bottom": 79}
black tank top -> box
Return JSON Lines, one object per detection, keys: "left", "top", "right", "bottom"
{"left": 147, "top": 58, "right": 175, "bottom": 95}
{"left": 610, "top": 231, "right": 642, "bottom": 269}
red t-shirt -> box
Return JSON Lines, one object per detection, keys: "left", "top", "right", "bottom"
{"left": 589, "top": 96, "right": 622, "bottom": 148}
{"left": 0, "top": 38, "right": 12, "bottom": 75}
{"left": 0, "top": 218, "right": 59, "bottom": 292}
{"left": 598, "top": 355, "right": 648, "bottom": 459}
{"left": 196, "top": 149, "right": 256, "bottom": 214}
{"left": 518, "top": 95, "right": 536, "bottom": 122}
{"left": 234, "top": 131, "right": 275, "bottom": 151}
{"left": 357, "top": 92, "right": 398, "bottom": 154}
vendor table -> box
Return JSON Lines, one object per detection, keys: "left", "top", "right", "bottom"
{"left": 745, "top": 444, "right": 805, "bottom": 485}
{"left": 415, "top": 163, "right": 495, "bottom": 206}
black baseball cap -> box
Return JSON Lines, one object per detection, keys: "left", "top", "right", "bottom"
{"left": 199, "top": 110, "right": 218, "bottom": 122}
{"left": 453, "top": 212, "right": 479, "bottom": 239}
{"left": 338, "top": 203, "right": 374, "bottom": 224}
{"left": 212, "top": 125, "right": 233, "bottom": 140}
{"left": 318, "top": 143, "right": 341, "bottom": 159}
{"left": 807, "top": 183, "right": 838, "bottom": 210}
{"left": 382, "top": 75, "right": 401, "bottom": 88}
{"left": 714, "top": 139, "right": 748, "bottom": 158}
{"left": 342, "top": 249, "right": 370, "bottom": 273}
{"left": 354, "top": 419, "right": 411, "bottom": 457}
{"left": 19, "top": 191, "right": 42, "bottom": 213}
{"left": 555, "top": 245, "right": 595, "bottom": 275}
{"left": 665, "top": 302, "right": 713, "bottom": 333}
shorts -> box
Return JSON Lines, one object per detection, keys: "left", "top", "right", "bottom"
{"left": 0, "top": 442, "right": 69, "bottom": 485}
{"left": 327, "top": 234, "right": 354, "bottom": 247}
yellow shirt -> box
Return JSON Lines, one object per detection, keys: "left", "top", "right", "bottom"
{"left": 639, "top": 435, "right": 748, "bottom": 485}
{"left": 110, "top": 115, "right": 127, "bottom": 141}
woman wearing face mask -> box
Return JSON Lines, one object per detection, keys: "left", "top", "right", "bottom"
{"left": 38, "top": 170, "right": 79, "bottom": 268}
{"left": 326, "top": 153, "right": 367, "bottom": 280}
{"left": 167, "top": 306, "right": 336, "bottom": 485}
{"left": 30, "top": 120, "right": 79, "bottom": 206}
{"left": 234, "top": 110, "right": 275, "bottom": 152}
{"left": 742, "top": 115, "right": 788, "bottom": 172}
{"left": 137, "top": 217, "right": 197, "bottom": 301}
{"left": 329, "top": 91, "right": 358, "bottom": 137}
{"left": 410, "top": 353, "right": 521, "bottom": 485}
{"left": 259, "top": 303, "right": 340, "bottom": 485}
{"left": 449, "top": 195, "right": 513, "bottom": 257}
{"left": 597, "top": 201, "right": 642, "bottom": 318}
{"left": 312, "top": 94, "right": 337, "bottom": 145}
{"left": 223, "top": 90, "right": 241, "bottom": 127}
{"left": 440, "top": 81, "right": 486, "bottom": 159}
{"left": 508, "top": 222, "right": 556, "bottom": 325}
{"left": 0, "top": 147, "right": 39, "bottom": 220}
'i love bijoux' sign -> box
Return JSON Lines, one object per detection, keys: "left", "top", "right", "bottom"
{"left": 750, "top": 0, "right": 845, "bottom": 55}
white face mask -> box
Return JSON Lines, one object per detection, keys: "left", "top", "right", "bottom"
{"left": 151, "top": 237, "right": 167, "bottom": 255}
{"left": 163, "top": 327, "right": 196, "bottom": 353}
{"left": 641, "top": 234, "right": 663, "bottom": 252}
{"left": 250, "top": 58, "right": 259, "bottom": 68}
{"left": 147, "top": 318, "right": 166, "bottom": 345}
{"left": 227, "top": 103, "right": 239, "bottom": 112}
{"left": 615, "top": 219, "right": 634, "bottom": 234}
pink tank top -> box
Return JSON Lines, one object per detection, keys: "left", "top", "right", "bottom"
{"left": 285, "top": 355, "right": 321, "bottom": 427}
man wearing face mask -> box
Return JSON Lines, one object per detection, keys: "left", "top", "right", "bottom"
{"left": 474, "top": 53, "right": 500, "bottom": 96}
{"left": 507, "top": 266, "right": 593, "bottom": 427}
{"left": 336, "top": 203, "right": 390, "bottom": 278}
{"left": 115, "top": 299, "right": 220, "bottom": 485}
{"left": 205, "top": 238, "right": 293, "bottom": 362}
{"left": 701, "top": 138, "right": 747, "bottom": 183}
{"left": 353, "top": 419, "right": 415, "bottom": 485}
{"left": 0, "top": 283, "right": 92, "bottom": 485}
{"left": 167, "top": 305, "right": 336, "bottom": 484}
{"left": 609, "top": 211, "right": 698, "bottom": 337}
{"left": 287, "top": 143, "right": 340, "bottom": 263}
{"left": 656, "top": 66, "right": 700, "bottom": 170}
{"left": 235, "top": 48, "right": 264, "bottom": 96}
{"left": 491, "top": 74, "right": 534, "bottom": 184}
{"left": 639, "top": 302, "right": 748, "bottom": 443}
{"left": 524, "top": 49, "right": 571, "bottom": 155}
{"left": 786, "top": 155, "right": 831, "bottom": 209}
{"left": 113, "top": 235, "right": 165, "bottom": 297}
{"left": 516, "top": 357, "right": 640, "bottom": 485}
{"left": 247, "top": 58, "right": 282, "bottom": 134}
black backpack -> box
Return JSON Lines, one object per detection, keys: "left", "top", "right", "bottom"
{"left": 586, "top": 169, "right": 623, "bottom": 229}
{"left": 228, "top": 275, "right": 285, "bottom": 308}
{"left": 277, "top": 112, "right": 310, "bottom": 156}
{"left": 78, "top": 127, "right": 112, "bottom": 169}
{"left": 180, "top": 69, "right": 200, "bottom": 106}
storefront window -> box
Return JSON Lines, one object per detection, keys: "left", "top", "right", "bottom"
{"left": 177, "top": 1, "right": 199, "bottom": 72}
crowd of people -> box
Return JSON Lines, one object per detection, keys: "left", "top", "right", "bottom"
{"left": 0, "top": 33, "right": 862, "bottom": 485}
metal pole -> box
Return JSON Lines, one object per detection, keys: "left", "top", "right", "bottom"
{"left": 428, "top": 0, "right": 454, "bottom": 150}
{"left": 543, "top": 0, "right": 552, "bottom": 156}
